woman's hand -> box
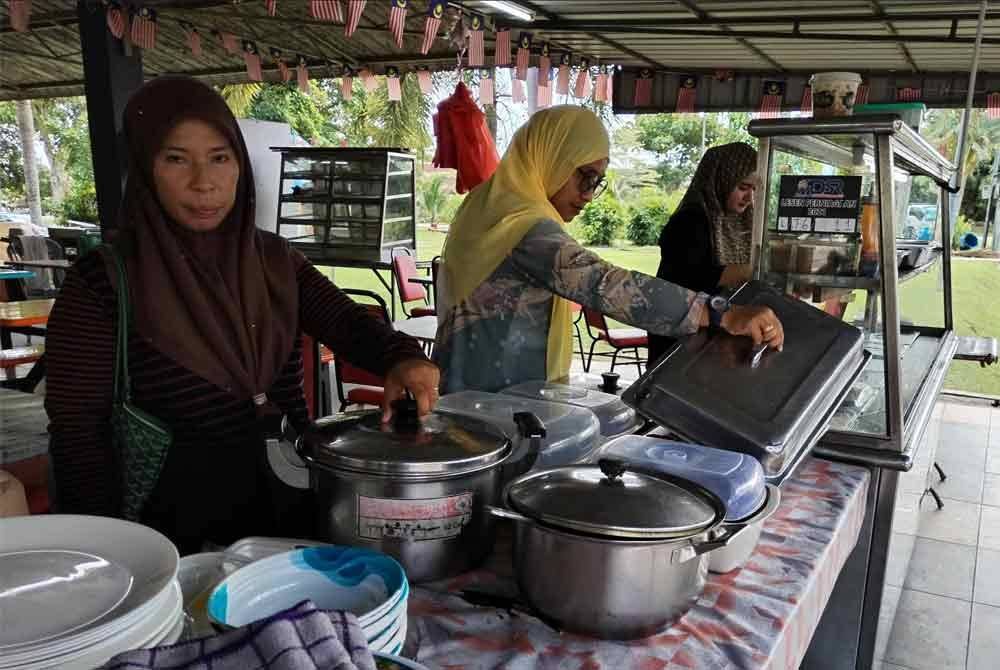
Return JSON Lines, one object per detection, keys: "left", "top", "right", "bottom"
{"left": 382, "top": 359, "right": 441, "bottom": 424}
{"left": 721, "top": 305, "right": 784, "bottom": 351}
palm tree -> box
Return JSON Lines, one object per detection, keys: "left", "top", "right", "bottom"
{"left": 923, "top": 109, "right": 1000, "bottom": 222}
{"left": 220, "top": 83, "right": 264, "bottom": 118}
{"left": 421, "top": 175, "right": 447, "bottom": 228}
{"left": 336, "top": 74, "right": 433, "bottom": 157}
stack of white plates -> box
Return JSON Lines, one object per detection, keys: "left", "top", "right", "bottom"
{"left": 206, "top": 545, "right": 409, "bottom": 655}
{"left": 0, "top": 515, "right": 182, "bottom": 670}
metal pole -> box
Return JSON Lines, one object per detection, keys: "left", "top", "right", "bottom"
{"left": 950, "top": 0, "right": 988, "bottom": 227}
{"left": 982, "top": 152, "right": 999, "bottom": 243}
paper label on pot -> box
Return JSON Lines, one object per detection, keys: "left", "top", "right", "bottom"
{"left": 357, "top": 492, "right": 474, "bottom": 541}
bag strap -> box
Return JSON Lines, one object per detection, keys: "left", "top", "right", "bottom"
{"left": 106, "top": 245, "right": 132, "bottom": 405}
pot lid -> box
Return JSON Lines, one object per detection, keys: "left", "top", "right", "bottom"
{"left": 302, "top": 405, "right": 511, "bottom": 477}
{"left": 505, "top": 459, "right": 722, "bottom": 539}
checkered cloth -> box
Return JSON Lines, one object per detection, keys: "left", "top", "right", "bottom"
{"left": 100, "top": 601, "right": 376, "bottom": 670}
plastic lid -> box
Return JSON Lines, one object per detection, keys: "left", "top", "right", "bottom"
{"left": 592, "top": 436, "right": 767, "bottom": 521}
{"left": 301, "top": 410, "right": 510, "bottom": 477}
{"left": 435, "top": 391, "right": 602, "bottom": 469}
{"left": 506, "top": 459, "right": 722, "bottom": 539}
{"left": 501, "top": 381, "right": 641, "bottom": 437}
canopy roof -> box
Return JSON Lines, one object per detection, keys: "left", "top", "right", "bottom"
{"left": 1, "top": 1, "right": 999, "bottom": 105}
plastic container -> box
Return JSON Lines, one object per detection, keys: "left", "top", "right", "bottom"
{"left": 810, "top": 72, "right": 862, "bottom": 117}
{"left": 501, "top": 381, "right": 643, "bottom": 438}
{"left": 437, "top": 391, "right": 602, "bottom": 469}
{"left": 590, "top": 435, "right": 766, "bottom": 520}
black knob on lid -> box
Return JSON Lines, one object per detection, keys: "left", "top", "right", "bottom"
{"left": 392, "top": 397, "right": 420, "bottom": 433}
{"left": 601, "top": 372, "right": 620, "bottom": 392}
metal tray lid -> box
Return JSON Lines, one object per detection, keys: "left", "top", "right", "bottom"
{"left": 590, "top": 436, "right": 767, "bottom": 521}
{"left": 436, "top": 391, "right": 602, "bottom": 469}
{"left": 623, "top": 281, "right": 864, "bottom": 456}
{"left": 501, "top": 381, "right": 641, "bottom": 438}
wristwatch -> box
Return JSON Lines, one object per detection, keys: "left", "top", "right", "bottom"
{"left": 708, "top": 294, "right": 731, "bottom": 329}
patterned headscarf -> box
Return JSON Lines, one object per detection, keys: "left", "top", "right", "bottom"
{"left": 675, "top": 142, "right": 759, "bottom": 265}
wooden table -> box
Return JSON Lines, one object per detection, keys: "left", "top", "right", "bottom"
{"left": 0, "top": 299, "right": 53, "bottom": 349}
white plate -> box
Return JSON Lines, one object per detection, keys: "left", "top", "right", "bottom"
{"left": 1, "top": 581, "right": 182, "bottom": 670}
{"left": 0, "top": 549, "right": 133, "bottom": 648}
{"left": 0, "top": 516, "right": 177, "bottom": 651}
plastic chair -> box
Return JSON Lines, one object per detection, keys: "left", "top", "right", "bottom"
{"left": 570, "top": 302, "right": 587, "bottom": 368}
{"left": 582, "top": 307, "right": 648, "bottom": 376}
{"left": 334, "top": 289, "right": 390, "bottom": 411}
{"left": 392, "top": 249, "right": 435, "bottom": 318}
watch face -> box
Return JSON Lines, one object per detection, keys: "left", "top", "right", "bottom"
{"left": 710, "top": 295, "right": 730, "bottom": 312}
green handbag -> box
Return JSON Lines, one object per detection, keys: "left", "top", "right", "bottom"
{"left": 107, "top": 246, "right": 173, "bottom": 522}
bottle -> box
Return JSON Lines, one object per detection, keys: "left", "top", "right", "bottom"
{"left": 860, "top": 195, "right": 879, "bottom": 277}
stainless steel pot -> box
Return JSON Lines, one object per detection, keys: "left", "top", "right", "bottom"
{"left": 487, "top": 459, "right": 745, "bottom": 640}
{"left": 297, "top": 400, "right": 545, "bottom": 583}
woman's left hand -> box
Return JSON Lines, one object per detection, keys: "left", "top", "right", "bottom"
{"left": 382, "top": 359, "right": 441, "bottom": 424}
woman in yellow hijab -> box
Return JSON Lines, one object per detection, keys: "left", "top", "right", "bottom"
{"left": 435, "top": 106, "right": 782, "bottom": 393}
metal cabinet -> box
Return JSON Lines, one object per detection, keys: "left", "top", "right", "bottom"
{"left": 273, "top": 147, "right": 416, "bottom": 263}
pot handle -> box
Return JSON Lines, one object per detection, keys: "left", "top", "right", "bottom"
{"left": 485, "top": 505, "right": 535, "bottom": 526}
{"left": 266, "top": 416, "right": 311, "bottom": 490}
{"left": 670, "top": 522, "right": 750, "bottom": 565}
{"left": 502, "top": 412, "right": 547, "bottom": 480}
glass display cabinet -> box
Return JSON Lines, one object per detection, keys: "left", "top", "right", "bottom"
{"left": 748, "top": 116, "right": 959, "bottom": 669}
{"left": 272, "top": 147, "right": 416, "bottom": 264}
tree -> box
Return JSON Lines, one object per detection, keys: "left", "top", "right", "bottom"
{"left": 15, "top": 100, "right": 43, "bottom": 226}
{"left": 0, "top": 103, "right": 25, "bottom": 201}
{"left": 32, "top": 98, "right": 91, "bottom": 207}
{"left": 221, "top": 83, "right": 263, "bottom": 118}
{"left": 923, "top": 109, "right": 1000, "bottom": 224}
{"left": 419, "top": 174, "right": 448, "bottom": 228}
{"left": 330, "top": 74, "right": 433, "bottom": 156}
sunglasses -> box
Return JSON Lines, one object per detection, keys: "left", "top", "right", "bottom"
{"left": 577, "top": 169, "right": 608, "bottom": 198}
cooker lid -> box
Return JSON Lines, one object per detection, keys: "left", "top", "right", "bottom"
{"left": 505, "top": 459, "right": 722, "bottom": 539}
{"left": 301, "top": 401, "right": 511, "bottom": 477}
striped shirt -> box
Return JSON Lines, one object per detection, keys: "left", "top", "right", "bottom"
{"left": 45, "top": 249, "right": 426, "bottom": 553}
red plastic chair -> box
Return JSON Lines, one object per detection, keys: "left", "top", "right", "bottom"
{"left": 582, "top": 307, "right": 648, "bottom": 376}
{"left": 334, "top": 290, "right": 390, "bottom": 411}
{"left": 392, "top": 251, "right": 435, "bottom": 318}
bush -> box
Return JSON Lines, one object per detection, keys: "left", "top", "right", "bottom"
{"left": 61, "top": 180, "right": 98, "bottom": 224}
{"left": 579, "top": 197, "right": 625, "bottom": 246}
{"left": 626, "top": 192, "right": 671, "bottom": 246}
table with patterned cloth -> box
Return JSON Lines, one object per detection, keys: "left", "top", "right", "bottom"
{"left": 404, "top": 456, "right": 870, "bottom": 670}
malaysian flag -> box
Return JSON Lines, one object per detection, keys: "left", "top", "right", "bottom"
{"left": 386, "top": 66, "right": 402, "bottom": 102}
{"left": 537, "top": 69, "right": 552, "bottom": 108}
{"left": 515, "top": 32, "right": 531, "bottom": 81}
{"left": 310, "top": 0, "right": 343, "bottom": 22}
{"left": 605, "top": 66, "right": 614, "bottom": 102}
{"left": 480, "top": 69, "right": 494, "bottom": 107}
{"left": 989, "top": 92, "right": 1000, "bottom": 120}
{"left": 537, "top": 43, "right": 550, "bottom": 87}
{"left": 360, "top": 68, "right": 377, "bottom": 92}
{"left": 272, "top": 49, "right": 291, "bottom": 82}
{"left": 297, "top": 57, "right": 309, "bottom": 92}
{"left": 676, "top": 74, "right": 697, "bottom": 113}
{"left": 556, "top": 52, "right": 571, "bottom": 95}
{"left": 243, "top": 41, "right": 262, "bottom": 81}
{"left": 855, "top": 83, "right": 870, "bottom": 105}
{"left": 265, "top": 0, "right": 276, "bottom": 16}
{"left": 220, "top": 31, "right": 240, "bottom": 54}
{"left": 106, "top": 4, "right": 125, "bottom": 39}
{"left": 130, "top": 7, "right": 156, "bottom": 50}
{"left": 897, "top": 86, "right": 921, "bottom": 102}
{"left": 574, "top": 58, "right": 591, "bottom": 98}
{"left": 633, "top": 69, "right": 652, "bottom": 106}
{"left": 467, "top": 14, "right": 484, "bottom": 66}
{"left": 494, "top": 28, "right": 510, "bottom": 66}
{"left": 345, "top": 0, "right": 365, "bottom": 37}
{"left": 341, "top": 69, "right": 354, "bottom": 100}
{"left": 388, "top": 0, "right": 407, "bottom": 48}
{"left": 417, "top": 68, "right": 432, "bottom": 95}
{"left": 512, "top": 77, "right": 525, "bottom": 103}
{"left": 9, "top": 0, "right": 29, "bottom": 32}
{"left": 186, "top": 28, "right": 203, "bottom": 57}
{"left": 595, "top": 68, "right": 608, "bottom": 103}
{"left": 800, "top": 84, "right": 812, "bottom": 114}
{"left": 758, "top": 80, "right": 785, "bottom": 118}
{"left": 421, "top": 0, "right": 446, "bottom": 55}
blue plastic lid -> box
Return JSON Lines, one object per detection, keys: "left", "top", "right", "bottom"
{"left": 437, "top": 391, "right": 602, "bottom": 469}
{"left": 591, "top": 435, "right": 767, "bottom": 521}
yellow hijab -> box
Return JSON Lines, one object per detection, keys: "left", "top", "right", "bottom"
{"left": 441, "top": 106, "right": 610, "bottom": 380}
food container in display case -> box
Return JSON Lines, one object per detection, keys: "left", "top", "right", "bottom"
{"left": 589, "top": 435, "right": 780, "bottom": 573}
{"left": 436, "top": 391, "right": 602, "bottom": 469}
{"left": 622, "top": 281, "right": 869, "bottom": 484}
{"left": 501, "top": 381, "right": 643, "bottom": 439}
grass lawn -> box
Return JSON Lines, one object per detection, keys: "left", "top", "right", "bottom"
{"left": 323, "top": 228, "right": 1000, "bottom": 396}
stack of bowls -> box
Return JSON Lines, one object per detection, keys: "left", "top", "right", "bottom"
{"left": 0, "top": 515, "right": 183, "bottom": 670}
{"left": 206, "top": 546, "right": 409, "bottom": 655}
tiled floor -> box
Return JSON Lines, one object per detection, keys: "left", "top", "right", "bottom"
{"left": 878, "top": 398, "right": 1000, "bottom": 670}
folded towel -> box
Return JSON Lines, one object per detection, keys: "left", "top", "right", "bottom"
{"left": 100, "top": 601, "right": 376, "bottom": 670}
